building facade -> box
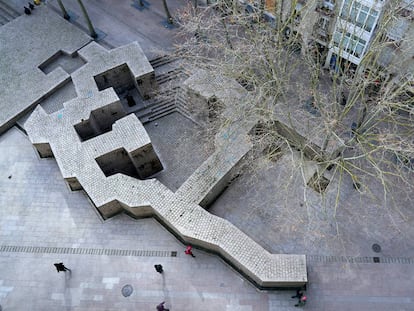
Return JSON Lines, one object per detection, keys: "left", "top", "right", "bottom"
{"left": 253, "top": 0, "right": 414, "bottom": 86}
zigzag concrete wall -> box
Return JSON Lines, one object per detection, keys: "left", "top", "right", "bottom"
{"left": 25, "top": 42, "right": 307, "bottom": 288}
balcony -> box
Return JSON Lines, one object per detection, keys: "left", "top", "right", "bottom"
{"left": 316, "top": 1, "right": 335, "bottom": 16}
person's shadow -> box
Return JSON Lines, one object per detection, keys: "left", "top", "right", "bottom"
{"left": 162, "top": 272, "right": 171, "bottom": 309}
{"left": 63, "top": 271, "right": 73, "bottom": 311}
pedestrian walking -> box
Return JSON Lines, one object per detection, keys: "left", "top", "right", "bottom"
{"left": 154, "top": 264, "right": 163, "bottom": 273}
{"left": 295, "top": 295, "right": 307, "bottom": 307}
{"left": 156, "top": 301, "right": 169, "bottom": 311}
{"left": 184, "top": 245, "right": 195, "bottom": 258}
{"left": 54, "top": 262, "right": 71, "bottom": 273}
{"left": 291, "top": 289, "right": 303, "bottom": 299}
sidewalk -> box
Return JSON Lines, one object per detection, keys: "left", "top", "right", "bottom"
{"left": 1, "top": 120, "right": 412, "bottom": 311}
{"left": 0, "top": 128, "right": 282, "bottom": 311}
{"left": 45, "top": 0, "right": 186, "bottom": 57}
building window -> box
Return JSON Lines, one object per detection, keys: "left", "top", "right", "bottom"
{"left": 333, "top": 30, "right": 367, "bottom": 58}
{"left": 318, "top": 16, "right": 331, "bottom": 31}
{"left": 340, "top": 0, "right": 378, "bottom": 32}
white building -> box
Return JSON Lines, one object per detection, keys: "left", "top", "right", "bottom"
{"left": 325, "top": 0, "right": 385, "bottom": 69}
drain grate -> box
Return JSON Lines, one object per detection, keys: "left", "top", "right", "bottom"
{"left": 121, "top": 284, "right": 134, "bottom": 297}
{"left": 0, "top": 245, "right": 177, "bottom": 257}
{"left": 372, "top": 243, "right": 381, "bottom": 253}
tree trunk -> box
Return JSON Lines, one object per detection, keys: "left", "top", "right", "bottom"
{"left": 77, "top": 0, "right": 98, "bottom": 38}
{"left": 57, "top": 0, "right": 70, "bottom": 20}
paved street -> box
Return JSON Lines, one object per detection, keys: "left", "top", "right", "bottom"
{"left": 0, "top": 0, "right": 413, "bottom": 310}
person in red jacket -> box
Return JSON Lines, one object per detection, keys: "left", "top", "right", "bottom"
{"left": 295, "top": 295, "right": 307, "bottom": 307}
{"left": 185, "top": 245, "right": 195, "bottom": 257}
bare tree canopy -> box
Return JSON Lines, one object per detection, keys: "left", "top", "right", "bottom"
{"left": 173, "top": 0, "right": 414, "bottom": 254}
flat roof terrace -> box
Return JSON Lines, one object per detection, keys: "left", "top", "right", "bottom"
{"left": 0, "top": 6, "right": 91, "bottom": 134}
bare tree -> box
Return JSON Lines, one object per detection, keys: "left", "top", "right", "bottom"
{"left": 174, "top": 0, "right": 414, "bottom": 254}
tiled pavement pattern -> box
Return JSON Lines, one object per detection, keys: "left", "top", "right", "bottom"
{"left": 0, "top": 6, "right": 91, "bottom": 134}
{"left": 0, "top": 245, "right": 174, "bottom": 258}
{"left": 72, "top": 41, "right": 156, "bottom": 99}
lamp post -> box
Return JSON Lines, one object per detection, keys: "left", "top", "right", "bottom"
{"left": 57, "top": 0, "right": 70, "bottom": 20}
{"left": 162, "top": 0, "right": 173, "bottom": 24}
{"left": 77, "top": 0, "right": 98, "bottom": 38}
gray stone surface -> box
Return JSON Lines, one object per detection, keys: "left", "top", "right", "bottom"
{"left": 25, "top": 95, "right": 307, "bottom": 287}
{"left": 0, "top": 128, "right": 283, "bottom": 311}
{"left": 73, "top": 41, "right": 156, "bottom": 99}
{"left": 143, "top": 112, "right": 214, "bottom": 192}
{"left": 24, "top": 45, "right": 307, "bottom": 287}
{"left": 0, "top": 6, "right": 91, "bottom": 134}
{"left": 1, "top": 127, "right": 413, "bottom": 310}
{"left": 1, "top": 0, "right": 414, "bottom": 308}
{"left": 209, "top": 149, "right": 414, "bottom": 257}
{"left": 179, "top": 70, "right": 258, "bottom": 207}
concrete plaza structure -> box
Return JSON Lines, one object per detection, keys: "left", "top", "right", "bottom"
{"left": 0, "top": 6, "right": 91, "bottom": 135}
{"left": 0, "top": 5, "right": 306, "bottom": 289}
{"left": 23, "top": 29, "right": 306, "bottom": 290}
{"left": 1, "top": 1, "right": 413, "bottom": 310}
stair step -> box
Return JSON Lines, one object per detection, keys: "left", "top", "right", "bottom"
{"left": 139, "top": 106, "right": 177, "bottom": 124}
{"left": 0, "top": 10, "right": 13, "bottom": 23}
{"left": 150, "top": 55, "right": 176, "bottom": 68}
{"left": 0, "top": 0, "right": 20, "bottom": 19}
{"left": 0, "top": 11, "right": 8, "bottom": 24}
{"left": 156, "top": 69, "right": 183, "bottom": 85}
{"left": 136, "top": 100, "right": 175, "bottom": 117}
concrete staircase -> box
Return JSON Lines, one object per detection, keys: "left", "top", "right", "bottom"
{"left": 135, "top": 86, "right": 193, "bottom": 124}
{"left": 149, "top": 54, "right": 176, "bottom": 69}
{"left": 135, "top": 55, "right": 195, "bottom": 124}
{"left": 0, "top": 0, "right": 20, "bottom": 26}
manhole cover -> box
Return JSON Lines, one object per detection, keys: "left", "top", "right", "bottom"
{"left": 372, "top": 243, "right": 381, "bottom": 253}
{"left": 121, "top": 284, "right": 133, "bottom": 297}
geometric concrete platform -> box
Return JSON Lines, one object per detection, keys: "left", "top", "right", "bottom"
{"left": 17, "top": 8, "right": 307, "bottom": 288}
{"left": 0, "top": 6, "right": 91, "bottom": 135}
{"left": 25, "top": 44, "right": 307, "bottom": 288}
